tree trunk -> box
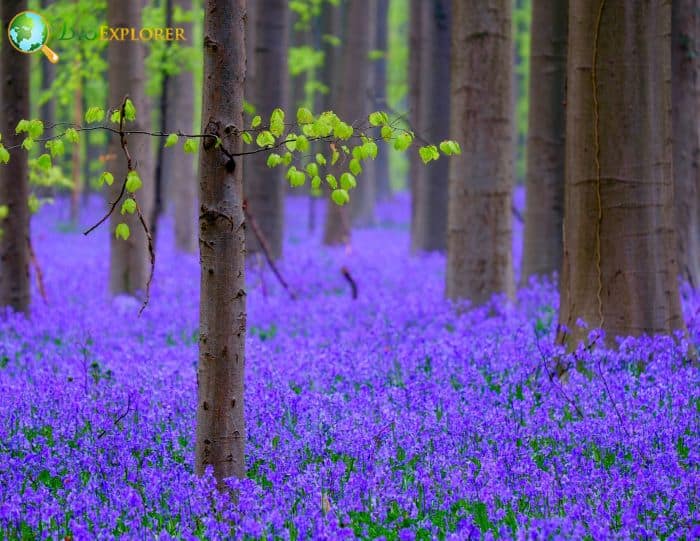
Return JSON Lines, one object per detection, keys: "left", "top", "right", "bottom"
{"left": 164, "top": 0, "right": 196, "bottom": 253}
{"left": 0, "top": 0, "right": 31, "bottom": 314}
{"left": 373, "top": 0, "right": 391, "bottom": 201}
{"left": 347, "top": 0, "right": 377, "bottom": 227}
{"left": 446, "top": 0, "right": 514, "bottom": 303}
{"left": 672, "top": 0, "right": 700, "bottom": 289}
{"left": 245, "top": 0, "right": 289, "bottom": 260}
{"left": 195, "top": 0, "right": 247, "bottom": 489}
{"left": 412, "top": 0, "right": 450, "bottom": 253}
{"left": 322, "top": 0, "right": 351, "bottom": 245}
{"left": 40, "top": 0, "right": 55, "bottom": 131}
{"left": 70, "top": 77, "right": 83, "bottom": 222}
{"left": 557, "top": 0, "right": 685, "bottom": 346}
{"left": 521, "top": 0, "right": 567, "bottom": 283}
{"left": 107, "top": 0, "right": 154, "bottom": 296}
{"left": 408, "top": 0, "right": 424, "bottom": 249}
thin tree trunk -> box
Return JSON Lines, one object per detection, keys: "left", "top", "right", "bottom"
{"left": 245, "top": 0, "right": 289, "bottom": 260}
{"left": 521, "top": 0, "right": 567, "bottom": 282}
{"left": 40, "top": 0, "right": 55, "bottom": 131}
{"left": 672, "top": 0, "right": 700, "bottom": 289}
{"left": 322, "top": 0, "right": 351, "bottom": 245}
{"left": 167, "top": 0, "right": 196, "bottom": 253}
{"left": 412, "top": 0, "right": 450, "bottom": 253}
{"left": 0, "top": 0, "right": 31, "bottom": 314}
{"left": 70, "top": 76, "right": 83, "bottom": 222}
{"left": 107, "top": 0, "right": 154, "bottom": 296}
{"left": 373, "top": 0, "right": 391, "bottom": 201}
{"left": 408, "top": 0, "right": 424, "bottom": 249}
{"left": 195, "top": 0, "right": 247, "bottom": 489}
{"left": 557, "top": 0, "right": 684, "bottom": 346}
{"left": 446, "top": 0, "right": 514, "bottom": 303}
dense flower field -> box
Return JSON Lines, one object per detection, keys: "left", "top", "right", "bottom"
{"left": 0, "top": 193, "right": 698, "bottom": 540}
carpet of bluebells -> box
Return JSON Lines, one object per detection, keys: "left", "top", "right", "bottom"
{"left": 0, "top": 191, "right": 699, "bottom": 540}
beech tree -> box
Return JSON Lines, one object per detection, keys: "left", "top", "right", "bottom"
{"left": 245, "top": 0, "right": 289, "bottom": 260}
{"left": 557, "top": 0, "right": 685, "bottom": 346}
{"left": 0, "top": 0, "right": 31, "bottom": 314}
{"left": 521, "top": 0, "right": 567, "bottom": 282}
{"left": 373, "top": 0, "right": 391, "bottom": 201}
{"left": 446, "top": 0, "right": 514, "bottom": 303}
{"left": 411, "top": 0, "right": 450, "bottom": 253}
{"left": 672, "top": 0, "right": 700, "bottom": 289}
{"left": 107, "top": 0, "right": 154, "bottom": 295}
{"left": 408, "top": 0, "right": 424, "bottom": 247}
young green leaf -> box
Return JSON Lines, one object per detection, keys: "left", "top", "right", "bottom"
{"left": 120, "top": 198, "right": 137, "bottom": 215}
{"left": 267, "top": 153, "right": 282, "bottom": 168}
{"left": 381, "top": 125, "right": 393, "bottom": 141}
{"left": 84, "top": 106, "right": 105, "bottom": 123}
{"left": 45, "top": 139, "right": 65, "bottom": 158}
{"left": 0, "top": 205, "right": 8, "bottom": 219}
{"left": 311, "top": 175, "right": 322, "bottom": 189}
{"left": 124, "top": 99, "right": 137, "bottom": 121}
{"left": 270, "top": 108, "right": 285, "bottom": 137}
{"left": 325, "top": 174, "right": 338, "bottom": 189}
{"left": 28, "top": 120, "right": 44, "bottom": 139}
{"left": 36, "top": 153, "right": 52, "bottom": 171}
{"left": 110, "top": 110, "right": 121, "bottom": 124}
{"left": 28, "top": 194, "right": 40, "bottom": 214}
{"left": 419, "top": 145, "right": 440, "bottom": 164}
{"left": 349, "top": 158, "right": 362, "bottom": 176}
{"left": 115, "top": 222, "right": 130, "bottom": 241}
{"left": 183, "top": 138, "right": 199, "bottom": 154}
{"left": 99, "top": 171, "right": 114, "bottom": 187}
{"left": 15, "top": 119, "right": 30, "bottom": 134}
{"left": 64, "top": 128, "right": 79, "bottom": 144}
{"left": 368, "top": 111, "right": 389, "bottom": 126}
{"left": 0, "top": 145, "right": 9, "bottom": 165}
{"left": 21, "top": 138, "right": 34, "bottom": 151}
{"left": 242, "top": 132, "right": 252, "bottom": 145}
{"left": 251, "top": 115, "right": 262, "bottom": 128}
{"left": 285, "top": 133, "right": 297, "bottom": 152}
{"left": 340, "top": 172, "right": 357, "bottom": 190}
{"left": 306, "top": 162, "right": 319, "bottom": 177}
{"left": 256, "top": 131, "right": 275, "bottom": 148}
{"left": 295, "top": 135, "right": 309, "bottom": 152}
{"left": 297, "top": 107, "right": 314, "bottom": 125}
{"left": 164, "top": 133, "right": 179, "bottom": 148}
{"left": 331, "top": 188, "right": 349, "bottom": 206}
{"left": 393, "top": 132, "right": 413, "bottom": 151}
{"left": 315, "top": 153, "right": 327, "bottom": 166}
{"left": 331, "top": 149, "right": 340, "bottom": 165}
{"left": 125, "top": 170, "right": 142, "bottom": 193}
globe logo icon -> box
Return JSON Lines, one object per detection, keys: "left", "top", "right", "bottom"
{"left": 7, "top": 11, "right": 59, "bottom": 63}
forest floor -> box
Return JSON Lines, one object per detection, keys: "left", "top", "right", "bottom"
{"left": 0, "top": 192, "right": 698, "bottom": 540}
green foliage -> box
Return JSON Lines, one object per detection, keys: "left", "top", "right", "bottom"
{"left": 123, "top": 99, "right": 137, "bottom": 122}
{"left": 98, "top": 172, "right": 114, "bottom": 187}
{"left": 183, "top": 138, "right": 198, "bottom": 154}
{"left": 115, "top": 223, "right": 130, "bottom": 241}
{"left": 164, "top": 133, "right": 179, "bottom": 148}
{"left": 125, "top": 171, "right": 142, "bottom": 193}
{"left": 84, "top": 106, "right": 105, "bottom": 124}
{"left": 120, "top": 198, "right": 137, "bottom": 216}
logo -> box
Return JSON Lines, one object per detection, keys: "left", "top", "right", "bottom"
{"left": 7, "top": 10, "right": 59, "bottom": 63}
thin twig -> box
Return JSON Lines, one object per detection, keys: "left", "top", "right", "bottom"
{"left": 27, "top": 236, "right": 47, "bottom": 303}
{"left": 136, "top": 202, "right": 155, "bottom": 316}
{"left": 341, "top": 266, "right": 358, "bottom": 300}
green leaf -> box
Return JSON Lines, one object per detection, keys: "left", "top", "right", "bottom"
{"left": 110, "top": 110, "right": 122, "bottom": 124}
{"left": 37, "top": 153, "right": 52, "bottom": 171}
{"left": 315, "top": 153, "right": 326, "bottom": 166}
{"left": 251, "top": 115, "right": 262, "bottom": 128}
{"left": 15, "top": 119, "right": 30, "bottom": 134}
{"left": 331, "top": 188, "right": 349, "bottom": 206}
{"left": 393, "top": 132, "right": 413, "bottom": 151}
{"left": 349, "top": 158, "right": 362, "bottom": 176}
{"left": 325, "top": 174, "right": 337, "bottom": 189}
{"left": 295, "top": 135, "right": 309, "bottom": 152}
{"left": 99, "top": 171, "right": 114, "bottom": 187}
{"left": 125, "top": 170, "right": 142, "bottom": 193}
{"left": 120, "top": 198, "right": 137, "bottom": 215}
{"left": 368, "top": 111, "right": 389, "bottom": 126}
{"left": 331, "top": 149, "right": 340, "bottom": 165}
{"left": 115, "top": 222, "right": 130, "bottom": 241}
{"left": 267, "top": 153, "right": 282, "bottom": 168}
{"left": 164, "top": 133, "right": 179, "bottom": 148}
{"left": 305, "top": 162, "right": 319, "bottom": 177}
{"left": 64, "top": 128, "right": 79, "bottom": 144}
{"left": 21, "top": 138, "right": 34, "bottom": 151}
{"left": 28, "top": 194, "right": 40, "bottom": 214}
{"left": 333, "top": 121, "right": 353, "bottom": 140}
{"left": 286, "top": 166, "right": 306, "bottom": 187}
{"left": 364, "top": 140, "right": 378, "bottom": 159}
{"left": 311, "top": 175, "right": 321, "bottom": 189}
{"left": 0, "top": 145, "right": 9, "bottom": 164}
{"left": 84, "top": 106, "right": 105, "bottom": 123}
{"left": 270, "top": 108, "right": 285, "bottom": 137}
{"left": 242, "top": 132, "right": 252, "bottom": 145}
{"left": 45, "top": 139, "right": 65, "bottom": 158}
{"left": 28, "top": 120, "right": 44, "bottom": 139}
{"left": 285, "top": 134, "right": 297, "bottom": 151}
{"left": 419, "top": 145, "right": 440, "bottom": 164}
{"left": 183, "top": 138, "right": 198, "bottom": 154}
{"left": 340, "top": 172, "right": 356, "bottom": 190}
{"left": 0, "top": 205, "right": 8, "bottom": 219}
{"left": 381, "top": 125, "right": 394, "bottom": 141}
{"left": 297, "top": 107, "right": 314, "bottom": 125}
{"left": 124, "top": 99, "right": 136, "bottom": 121}
{"left": 282, "top": 152, "right": 293, "bottom": 165}
{"left": 256, "top": 131, "right": 275, "bottom": 148}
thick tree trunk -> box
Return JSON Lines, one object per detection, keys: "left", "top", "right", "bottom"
{"left": 373, "top": 0, "right": 391, "bottom": 201}
{"left": 107, "top": 0, "right": 154, "bottom": 296}
{"left": 521, "top": 0, "right": 567, "bottom": 283}
{"left": 0, "top": 0, "right": 31, "bottom": 314}
{"left": 446, "top": 0, "right": 514, "bottom": 303}
{"left": 412, "top": 0, "right": 450, "bottom": 253}
{"left": 346, "top": 0, "right": 377, "bottom": 227}
{"left": 165, "top": 0, "right": 196, "bottom": 253}
{"left": 245, "top": 0, "right": 289, "bottom": 260}
{"left": 408, "top": 0, "right": 424, "bottom": 249}
{"left": 195, "top": 0, "right": 247, "bottom": 488}
{"left": 322, "top": 0, "right": 352, "bottom": 245}
{"left": 558, "top": 0, "right": 684, "bottom": 346}
{"left": 672, "top": 0, "right": 700, "bottom": 289}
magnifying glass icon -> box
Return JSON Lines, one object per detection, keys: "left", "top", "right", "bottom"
{"left": 7, "top": 11, "right": 59, "bottom": 64}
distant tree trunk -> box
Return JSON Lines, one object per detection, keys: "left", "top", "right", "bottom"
{"left": 245, "top": 0, "right": 289, "bottom": 260}
{"left": 412, "top": 0, "right": 450, "bottom": 253}
{"left": 107, "top": 0, "right": 154, "bottom": 295}
{"left": 672, "top": 0, "right": 700, "bottom": 289}
{"left": 40, "top": 0, "right": 55, "bottom": 130}
{"left": 446, "top": 0, "right": 514, "bottom": 302}
{"left": 347, "top": 0, "right": 377, "bottom": 226}
{"left": 164, "top": 0, "right": 196, "bottom": 253}
{"left": 195, "top": 0, "right": 247, "bottom": 489}
{"left": 321, "top": 1, "right": 348, "bottom": 245}
{"left": 557, "top": 0, "right": 684, "bottom": 347}
{"left": 408, "top": 0, "right": 424, "bottom": 248}
{"left": 0, "top": 0, "right": 31, "bottom": 314}
{"left": 373, "top": 0, "right": 391, "bottom": 201}
{"left": 521, "top": 0, "right": 567, "bottom": 282}
{"left": 70, "top": 74, "right": 83, "bottom": 222}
